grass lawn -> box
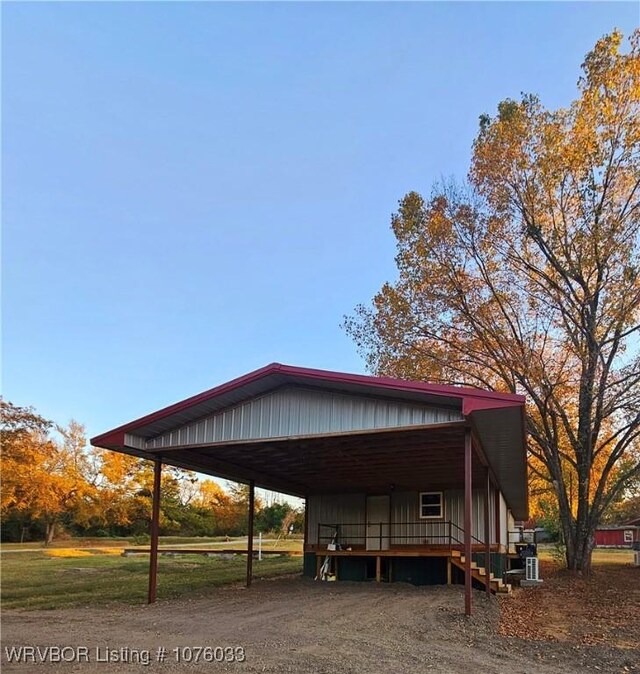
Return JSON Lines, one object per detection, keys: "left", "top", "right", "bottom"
{"left": 0, "top": 536, "right": 228, "bottom": 550}
{"left": 1, "top": 547, "right": 303, "bottom": 610}
{"left": 1, "top": 534, "right": 304, "bottom": 551}
{"left": 3, "top": 541, "right": 633, "bottom": 613}
{"left": 537, "top": 544, "right": 635, "bottom": 565}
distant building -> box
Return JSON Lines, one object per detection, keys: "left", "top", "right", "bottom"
{"left": 594, "top": 519, "right": 640, "bottom": 548}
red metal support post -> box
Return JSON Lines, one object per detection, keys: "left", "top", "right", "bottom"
{"left": 148, "top": 457, "right": 162, "bottom": 604}
{"left": 484, "top": 468, "right": 491, "bottom": 596}
{"left": 495, "top": 483, "right": 501, "bottom": 548}
{"left": 464, "top": 428, "right": 473, "bottom": 616}
{"left": 246, "top": 481, "right": 255, "bottom": 587}
{"left": 388, "top": 491, "right": 394, "bottom": 548}
{"left": 303, "top": 496, "right": 309, "bottom": 550}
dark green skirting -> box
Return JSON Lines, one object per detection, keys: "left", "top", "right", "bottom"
{"left": 304, "top": 554, "right": 448, "bottom": 585}
{"left": 303, "top": 552, "right": 317, "bottom": 578}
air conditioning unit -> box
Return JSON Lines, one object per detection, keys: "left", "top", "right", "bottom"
{"left": 521, "top": 556, "right": 543, "bottom": 586}
{"left": 525, "top": 556, "right": 539, "bottom": 581}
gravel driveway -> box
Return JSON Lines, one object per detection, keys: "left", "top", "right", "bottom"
{"left": 2, "top": 577, "right": 638, "bottom": 673}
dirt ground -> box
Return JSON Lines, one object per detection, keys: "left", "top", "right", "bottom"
{"left": 2, "top": 576, "right": 638, "bottom": 674}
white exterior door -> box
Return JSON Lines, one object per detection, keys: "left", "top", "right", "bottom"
{"left": 366, "top": 495, "right": 390, "bottom": 551}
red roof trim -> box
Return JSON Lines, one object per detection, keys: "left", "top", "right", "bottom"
{"left": 91, "top": 362, "right": 279, "bottom": 447}
{"left": 91, "top": 362, "right": 525, "bottom": 447}
{"left": 277, "top": 363, "right": 524, "bottom": 402}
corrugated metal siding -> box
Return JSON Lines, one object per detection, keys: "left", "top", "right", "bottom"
{"left": 307, "top": 493, "right": 366, "bottom": 545}
{"left": 470, "top": 407, "right": 528, "bottom": 520}
{"left": 390, "top": 491, "right": 449, "bottom": 545}
{"left": 307, "top": 489, "right": 497, "bottom": 546}
{"left": 146, "top": 386, "right": 463, "bottom": 449}
{"left": 444, "top": 490, "right": 496, "bottom": 544}
{"left": 132, "top": 373, "right": 292, "bottom": 438}
{"left": 124, "top": 433, "right": 145, "bottom": 449}
{"left": 392, "top": 490, "right": 495, "bottom": 545}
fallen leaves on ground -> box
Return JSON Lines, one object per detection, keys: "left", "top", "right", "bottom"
{"left": 498, "top": 560, "right": 640, "bottom": 650}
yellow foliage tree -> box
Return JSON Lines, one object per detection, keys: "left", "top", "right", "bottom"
{"left": 1, "top": 403, "right": 93, "bottom": 543}
{"left": 346, "top": 30, "right": 640, "bottom": 572}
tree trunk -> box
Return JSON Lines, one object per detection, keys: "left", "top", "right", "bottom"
{"left": 45, "top": 521, "right": 55, "bottom": 546}
{"left": 561, "top": 514, "right": 596, "bottom": 573}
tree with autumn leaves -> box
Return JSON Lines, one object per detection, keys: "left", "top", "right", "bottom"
{"left": 1, "top": 400, "right": 301, "bottom": 542}
{"left": 346, "top": 30, "right": 639, "bottom": 572}
{"left": 1, "top": 402, "right": 91, "bottom": 543}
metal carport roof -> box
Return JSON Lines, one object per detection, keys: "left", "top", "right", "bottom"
{"left": 91, "top": 363, "right": 528, "bottom": 519}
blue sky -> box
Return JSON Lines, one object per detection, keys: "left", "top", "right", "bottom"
{"left": 3, "top": 2, "right": 638, "bottom": 443}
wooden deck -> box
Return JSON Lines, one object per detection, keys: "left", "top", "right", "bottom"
{"left": 305, "top": 544, "right": 506, "bottom": 555}
{"left": 310, "top": 545, "right": 511, "bottom": 594}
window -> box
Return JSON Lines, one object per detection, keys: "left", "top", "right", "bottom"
{"left": 419, "top": 492, "right": 443, "bottom": 519}
{"left": 624, "top": 530, "right": 633, "bottom": 543}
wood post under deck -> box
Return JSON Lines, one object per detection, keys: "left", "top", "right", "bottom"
{"left": 148, "top": 458, "right": 162, "bottom": 604}
{"left": 246, "top": 480, "right": 255, "bottom": 587}
{"left": 464, "top": 428, "right": 472, "bottom": 616}
{"left": 484, "top": 470, "right": 491, "bottom": 596}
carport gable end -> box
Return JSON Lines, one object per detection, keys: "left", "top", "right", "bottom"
{"left": 91, "top": 363, "right": 527, "bottom": 614}
{"left": 91, "top": 363, "right": 527, "bottom": 511}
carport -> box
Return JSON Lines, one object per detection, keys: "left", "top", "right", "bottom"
{"left": 91, "top": 363, "right": 527, "bottom": 616}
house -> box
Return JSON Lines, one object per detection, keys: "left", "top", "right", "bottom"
{"left": 91, "top": 363, "right": 528, "bottom": 615}
{"left": 594, "top": 520, "right": 640, "bottom": 548}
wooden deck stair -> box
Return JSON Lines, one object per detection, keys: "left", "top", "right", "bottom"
{"left": 449, "top": 550, "right": 512, "bottom": 594}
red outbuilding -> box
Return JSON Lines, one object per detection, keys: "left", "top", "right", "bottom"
{"left": 594, "top": 520, "right": 640, "bottom": 548}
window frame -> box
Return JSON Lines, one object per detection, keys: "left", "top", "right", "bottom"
{"left": 419, "top": 491, "right": 444, "bottom": 520}
{"left": 623, "top": 530, "right": 633, "bottom": 543}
